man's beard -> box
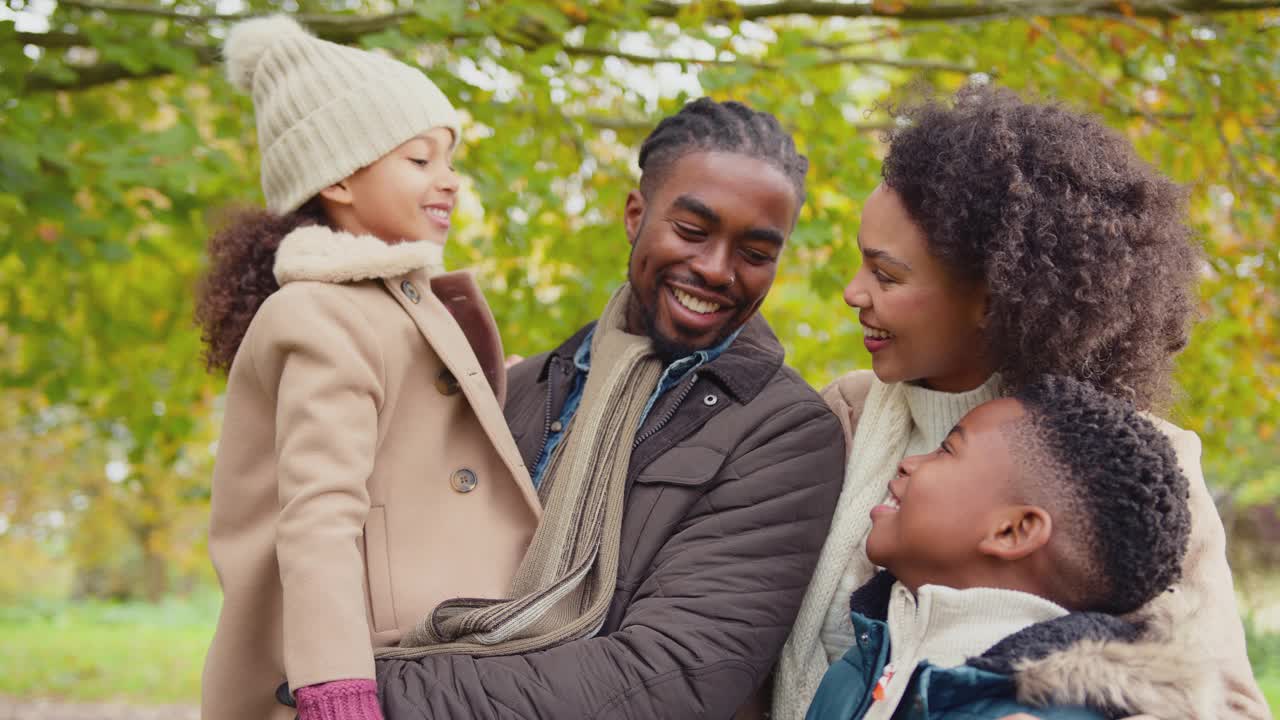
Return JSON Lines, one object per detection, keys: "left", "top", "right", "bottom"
{"left": 630, "top": 273, "right": 740, "bottom": 364}
{"left": 626, "top": 220, "right": 737, "bottom": 364}
{"left": 639, "top": 307, "right": 703, "bottom": 364}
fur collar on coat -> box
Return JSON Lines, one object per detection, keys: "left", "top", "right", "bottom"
{"left": 273, "top": 225, "right": 445, "bottom": 285}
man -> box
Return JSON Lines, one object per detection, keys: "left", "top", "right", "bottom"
{"left": 377, "top": 98, "right": 845, "bottom": 719}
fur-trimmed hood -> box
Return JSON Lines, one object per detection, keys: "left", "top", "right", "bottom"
{"left": 848, "top": 572, "right": 1220, "bottom": 719}
{"left": 273, "top": 225, "right": 445, "bottom": 285}
{"left": 998, "top": 589, "right": 1218, "bottom": 717}
{"left": 982, "top": 590, "right": 1222, "bottom": 720}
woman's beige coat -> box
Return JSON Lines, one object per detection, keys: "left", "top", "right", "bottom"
{"left": 200, "top": 226, "right": 541, "bottom": 720}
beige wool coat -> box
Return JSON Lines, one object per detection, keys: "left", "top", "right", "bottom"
{"left": 200, "top": 226, "right": 541, "bottom": 720}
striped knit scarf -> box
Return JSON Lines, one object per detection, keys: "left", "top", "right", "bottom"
{"left": 378, "top": 283, "right": 661, "bottom": 659}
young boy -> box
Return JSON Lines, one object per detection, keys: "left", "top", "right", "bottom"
{"left": 806, "top": 376, "right": 1211, "bottom": 720}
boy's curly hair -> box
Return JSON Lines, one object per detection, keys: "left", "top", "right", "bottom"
{"left": 882, "top": 83, "right": 1199, "bottom": 410}
{"left": 1014, "top": 375, "right": 1191, "bottom": 615}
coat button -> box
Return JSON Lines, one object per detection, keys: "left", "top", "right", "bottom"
{"left": 550, "top": 420, "right": 563, "bottom": 432}
{"left": 450, "top": 469, "right": 478, "bottom": 493}
{"left": 401, "top": 280, "right": 420, "bottom": 303}
{"left": 435, "top": 369, "right": 461, "bottom": 396}
{"left": 702, "top": 394, "right": 718, "bottom": 406}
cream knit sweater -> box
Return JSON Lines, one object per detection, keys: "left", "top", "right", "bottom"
{"left": 863, "top": 583, "right": 1067, "bottom": 720}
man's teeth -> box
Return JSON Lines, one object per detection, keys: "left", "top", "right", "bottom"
{"left": 673, "top": 287, "right": 723, "bottom": 315}
{"left": 884, "top": 495, "right": 900, "bottom": 510}
{"left": 426, "top": 207, "right": 450, "bottom": 219}
{"left": 863, "top": 325, "right": 893, "bottom": 340}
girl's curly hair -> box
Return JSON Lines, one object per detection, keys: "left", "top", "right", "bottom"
{"left": 194, "top": 198, "right": 329, "bottom": 372}
{"left": 881, "top": 83, "right": 1199, "bottom": 410}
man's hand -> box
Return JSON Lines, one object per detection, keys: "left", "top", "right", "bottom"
{"left": 505, "top": 354, "right": 524, "bottom": 368}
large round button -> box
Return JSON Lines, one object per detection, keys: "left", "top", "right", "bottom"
{"left": 450, "top": 468, "right": 478, "bottom": 493}
{"left": 401, "top": 280, "right": 421, "bottom": 303}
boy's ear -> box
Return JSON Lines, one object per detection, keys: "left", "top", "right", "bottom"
{"left": 978, "top": 506, "right": 1051, "bottom": 561}
{"left": 319, "top": 181, "right": 353, "bottom": 206}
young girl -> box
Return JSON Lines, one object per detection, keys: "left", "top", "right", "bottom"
{"left": 772, "top": 84, "right": 1267, "bottom": 719}
{"left": 195, "top": 16, "right": 540, "bottom": 720}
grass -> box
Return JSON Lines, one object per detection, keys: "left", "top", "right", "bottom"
{"left": 0, "top": 592, "right": 1278, "bottom": 713}
{"left": 1247, "top": 616, "right": 1280, "bottom": 713}
{"left": 0, "top": 594, "right": 216, "bottom": 703}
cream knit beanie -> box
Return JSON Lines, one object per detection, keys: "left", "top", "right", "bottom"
{"left": 223, "top": 15, "right": 461, "bottom": 215}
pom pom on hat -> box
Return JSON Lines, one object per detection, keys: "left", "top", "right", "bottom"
{"left": 225, "top": 13, "right": 461, "bottom": 214}
{"left": 224, "top": 14, "right": 310, "bottom": 93}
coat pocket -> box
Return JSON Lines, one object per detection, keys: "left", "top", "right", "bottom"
{"left": 363, "top": 506, "right": 396, "bottom": 633}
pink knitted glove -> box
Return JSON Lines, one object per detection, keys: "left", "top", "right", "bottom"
{"left": 294, "top": 679, "right": 384, "bottom": 720}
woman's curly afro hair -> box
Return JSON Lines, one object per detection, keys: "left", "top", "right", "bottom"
{"left": 881, "top": 83, "right": 1199, "bottom": 410}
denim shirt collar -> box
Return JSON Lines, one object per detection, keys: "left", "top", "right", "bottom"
{"left": 572, "top": 325, "right": 743, "bottom": 377}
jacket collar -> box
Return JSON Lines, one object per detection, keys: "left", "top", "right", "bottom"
{"left": 849, "top": 571, "right": 1218, "bottom": 719}
{"left": 273, "top": 225, "right": 445, "bottom": 285}
{"left": 536, "top": 311, "right": 784, "bottom": 404}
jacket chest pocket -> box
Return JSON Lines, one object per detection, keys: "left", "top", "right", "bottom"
{"left": 618, "top": 445, "right": 727, "bottom": 591}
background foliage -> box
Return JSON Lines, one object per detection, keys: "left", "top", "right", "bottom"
{"left": 0, "top": 0, "right": 1276, "bottom": 636}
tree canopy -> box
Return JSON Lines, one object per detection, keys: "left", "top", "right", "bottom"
{"left": 1, "top": 0, "right": 1277, "bottom": 598}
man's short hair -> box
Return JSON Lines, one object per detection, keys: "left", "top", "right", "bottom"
{"left": 1010, "top": 375, "right": 1191, "bottom": 615}
{"left": 637, "top": 97, "right": 808, "bottom": 206}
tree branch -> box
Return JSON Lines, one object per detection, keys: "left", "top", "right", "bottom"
{"left": 16, "top": 30, "right": 87, "bottom": 48}
{"left": 19, "top": 34, "right": 975, "bottom": 92}
{"left": 26, "top": 62, "right": 178, "bottom": 92}
{"left": 55, "top": 0, "right": 1280, "bottom": 30}
{"left": 815, "top": 53, "right": 979, "bottom": 72}
{"left": 24, "top": 45, "right": 218, "bottom": 92}
{"left": 55, "top": 0, "right": 417, "bottom": 42}
{"left": 1032, "top": 18, "right": 1172, "bottom": 129}
{"left": 20, "top": 0, "right": 1268, "bottom": 91}
{"left": 647, "top": 0, "right": 1280, "bottom": 21}
{"left": 564, "top": 44, "right": 977, "bottom": 74}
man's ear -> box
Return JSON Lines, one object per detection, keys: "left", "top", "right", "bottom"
{"left": 978, "top": 506, "right": 1051, "bottom": 561}
{"left": 319, "top": 181, "right": 353, "bottom": 207}
{"left": 624, "top": 189, "right": 646, "bottom": 245}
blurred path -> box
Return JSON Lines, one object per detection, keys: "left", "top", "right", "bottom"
{"left": 0, "top": 696, "right": 198, "bottom": 720}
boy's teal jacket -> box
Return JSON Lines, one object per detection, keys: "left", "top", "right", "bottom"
{"left": 805, "top": 572, "right": 1213, "bottom": 720}
{"left": 806, "top": 607, "right": 1103, "bottom": 720}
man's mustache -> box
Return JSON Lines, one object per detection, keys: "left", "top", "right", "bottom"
{"left": 660, "top": 271, "right": 737, "bottom": 299}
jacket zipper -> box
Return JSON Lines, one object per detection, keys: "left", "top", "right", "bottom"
{"left": 633, "top": 373, "right": 700, "bottom": 449}
{"left": 535, "top": 355, "right": 560, "bottom": 464}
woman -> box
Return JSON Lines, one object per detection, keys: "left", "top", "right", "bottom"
{"left": 772, "top": 84, "right": 1267, "bottom": 720}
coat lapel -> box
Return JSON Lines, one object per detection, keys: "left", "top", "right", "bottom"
{"left": 272, "top": 224, "right": 541, "bottom": 519}
{"left": 383, "top": 270, "right": 543, "bottom": 520}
